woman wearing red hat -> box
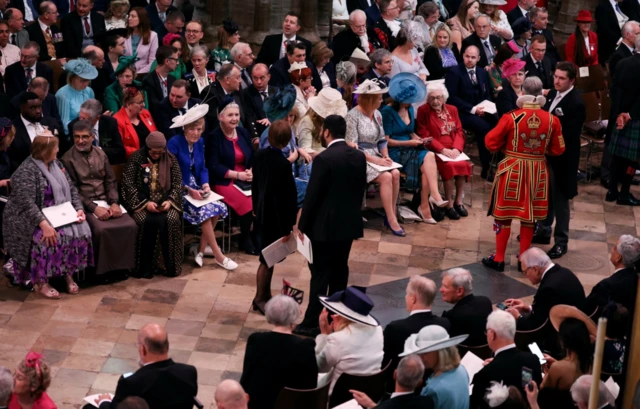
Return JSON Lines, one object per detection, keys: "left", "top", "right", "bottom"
{"left": 565, "top": 10, "right": 599, "bottom": 67}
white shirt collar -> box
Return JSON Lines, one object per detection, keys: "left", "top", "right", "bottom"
{"left": 93, "top": 121, "right": 100, "bottom": 139}
{"left": 38, "top": 18, "right": 49, "bottom": 31}
{"left": 410, "top": 309, "right": 431, "bottom": 316}
{"left": 541, "top": 263, "right": 555, "bottom": 281}
{"left": 556, "top": 85, "right": 574, "bottom": 99}
{"left": 327, "top": 139, "right": 345, "bottom": 148}
{"left": 623, "top": 42, "right": 635, "bottom": 53}
{"left": 613, "top": 267, "right": 625, "bottom": 273}
{"left": 282, "top": 33, "right": 296, "bottom": 42}
{"left": 518, "top": 5, "right": 529, "bottom": 16}
{"left": 494, "top": 343, "right": 516, "bottom": 356}
{"left": 390, "top": 391, "right": 414, "bottom": 399}
{"left": 21, "top": 115, "right": 41, "bottom": 142}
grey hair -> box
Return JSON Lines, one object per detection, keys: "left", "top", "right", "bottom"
{"left": 190, "top": 45, "right": 209, "bottom": 59}
{"left": 486, "top": 310, "right": 516, "bottom": 340}
{"left": 426, "top": 82, "right": 449, "bottom": 102}
{"left": 407, "top": 275, "right": 437, "bottom": 307}
{"left": 635, "top": 34, "right": 640, "bottom": 50}
{"left": 570, "top": 375, "right": 615, "bottom": 407}
{"left": 370, "top": 48, "right": 391, "bottom": 66}
{"left": 616, "top": 234, "right": 640, "bottom": 267}
{"left": 520, "top": 247, "right": 551, "bottom": 268}
{"left": 0, "top": 367, "right": 12, "bottom": 404}
{"left": 622, "top": 20, "right": 640, "bottom": 36}
{"left": 396, "top": 355, "right": 425, "bottom": 389}
{"left": 441, "top": 268, "right": 472, "bottom": 295}
{"left": 79, "top": 99, "right": 103, "bottom": 119}
{"left": 336, "top": 61, "right": 357, "bottom": 84}
{"left": 350, "top": 9, "right": 366, "bottom": 21}
{"left": 522, "top": 76, "right": 543, "bottom": 96}
{"left": 264, "top": 295, "right": 300, "bottom": 327}
{"left": 72, "top": 119, "right": 94, "bottom": 134}
{"left": 418, "top": 1, "right": 439, "bottom": 18}
{"left": 230, "top": 42, "right": 250, "bottom": 60}
{"left": 474, "top": 13, "right": 491, "bottom": 25}
{"left": 29, "top": 77, "right": 50, "bottom": 93}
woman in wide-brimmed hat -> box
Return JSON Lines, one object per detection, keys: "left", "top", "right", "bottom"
{"left": 495, "top": 57, "right": 526, "bottom": 116}
{"left": 298, "top": 87, "right": 348, "bottom": 155}
{"left": 56, "top": 58, "right": 98, "bottom": 134}
{"left": 565, "top": 10, "right": 598, "bottom": 67}
{"left": 479, "top": 0, "right": 513, "bottom": 41}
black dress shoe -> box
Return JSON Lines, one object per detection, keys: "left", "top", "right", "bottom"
{"left": 531, "top": 235, "right": 551, "bottom": 245}
{"left": 482, "top": 255, "right": 505, "bottom": 272}
{"left": 454, "top": 204, "right": 468, "bottom": 217}
{"left": 293, "top": 325, "right": 321, "bottom": 338}
{"left": 547, "top": 245, "right": 567, "bottom": 259}
{"left": 605, "top": 190, "right": 619, "bottom": 202}
{"left": 445, "top": 207, "right": 460, "bottom": 220}
{"left": 617, "top": 193, "right": 640, "bottom": 206}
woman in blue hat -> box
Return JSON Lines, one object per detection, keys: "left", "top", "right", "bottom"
{"left": 56, "top": 58, "right": 98, "bottom": 134}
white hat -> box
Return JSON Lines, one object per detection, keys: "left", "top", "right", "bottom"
{"left": 350, "top": 48, "right": 371, "bottom": 67}
{"left": 288, "top": 61, "right": 308, "bottom": 73}
{"left": 354, "top": 78, "right": 389, "bottom": 95}
{"left": 308, "top": 88, "right": 348, "bottom": 118}
{"left": 170, "top": 104, "right": 209, "bottom": 129}
{"left": 479, "top": 0, "right": 507, "bottom": 5}
{"left": 399, "top": 325, "right": 468, "bottom": 357}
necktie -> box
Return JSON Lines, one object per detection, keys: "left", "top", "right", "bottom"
{"left": 46, "top": 27, "right": 51, "bottom": 38}
{"left": 260, "top": 91, "right": 268, "bottom": 101}
{"left": 179, "top": 108, "right": 186, "bottom": 115}
{"left": 484, "top": 40, "right": 493, "bottom": 63}
{"left": 549, "top": 93, "right": 562, "bottom": 112}
{"left": 468, "top": 69, "right": 477, "bottom": 85}
{"left": 83, "top": 16, "right": 91, "bottom": 36}
{"left": 25, "top": 67, "right": 33, "bottom": 81}
{"left": 10, "top": 34, "right": 16, "bottom": 45}
{"left": 92, "top": 129, "right": 98, "bottom": 146}
{"left": 537, "top": 62, "right": 546, "bottom": 83}
{"left": 241, "top": 69, "right": 251, "bottom": 86}
{"left": 615, "top": 3, "right": 622, "bottom": 13}
{"left": 159, "top": 12, "right": 166, "bottom": 23}
{"left": 26, "top": 0, "right": 38, "bottom": 19}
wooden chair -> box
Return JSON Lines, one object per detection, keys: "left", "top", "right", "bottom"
{"left": 579, "top": 91, "right": 606, "bottom": 181}
{"left": 557, "top": 42, "right": 566, "bottom": 62}
{"left": 42, "top": 59, "right": 64, "bottom": 93}
{"left": 576, "top": 65, "right": 606, "bottom": 93}
{"left": 273, "top": 380, "right": 331, "bottom": 409}
{"left": 329, "top": 361, "right": 391, "bottom": 408}
{"left": 111, "top": 164, "right": 124, "bottom": 184}
{"left": 458, "top": 343, "right": 492, "bottom": 360}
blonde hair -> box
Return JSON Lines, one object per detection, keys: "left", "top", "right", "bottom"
{"left": 333, "top": 314, "right": 354, "bottom": 332}
{"left": 435, "top": 345, "right": 461, "bottom": 373}
{"left": 432, "top": 25, "right": 453, "bottom": 48}
{"left": 307, "top": 109, "right": 325, "bottom": 145}
{"left": 357, "top": 94, "right": 382, "bottom": 113}
{"left": 1, "top": 125, "right": 16, "bottom": 151}
{"left": 31, "top": 135, "right": 58, "bottom": 161}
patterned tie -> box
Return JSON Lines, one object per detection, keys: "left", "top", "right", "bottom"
{"left": 260, "top": 91, "right": 268, "bottom": 101}
{"left": 484, "top": 41, "right": 494, "bottom": 63}
{"left": 83, "top": 16, "right": 91, "bottom": 36}
{"left": 10, "top": 34, "right": 16, "bottom": 45}
{"left": 92, "top": 130, "right": 98, "bottom": 146}
{"left": 468, "top": 69, "right": 477, "bottom": 85}
{"left": 25, "top": 67, "right": 33, "bottom": 81}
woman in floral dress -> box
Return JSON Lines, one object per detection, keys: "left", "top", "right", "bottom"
{"left": 211, "top": 17, "right": 241, "bottom": 71}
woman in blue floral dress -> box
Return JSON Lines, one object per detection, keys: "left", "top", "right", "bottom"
{"left": 167, "top": 104, "right": 238, "bottom": 270}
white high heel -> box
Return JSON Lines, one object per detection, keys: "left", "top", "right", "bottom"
{"left": 195, "top": 252, "right": 204, "bottom": 267}
{"left": 429, "top": 196, "right": 449, "bottom": 208}
{"left": 417, "top": 208, "right": 437, "bottom": 224}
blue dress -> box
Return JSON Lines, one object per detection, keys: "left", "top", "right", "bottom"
{"left": 183, "top": 149, "right": 228, "bottom": 225}
{"left": 381, "top": 105, "right": 428, "bottom": 190}
{"left": 55, "top": 84, "right": 95, "bottom": 134}
{"left": 421, "top": 365, "right": 470, "bottom": 409}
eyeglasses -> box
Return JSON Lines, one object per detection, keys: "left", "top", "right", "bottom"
{"left": 428, "top": 95, "right": 444, "bottom": 100}
{"left": 185, "top": 29, "right": 201, "bottom": 34}
{"left": 167, "top": 57, "right": 179, "bottom": 62}
{"left": 73, "top": 134, "right": 92, "bottom": 140}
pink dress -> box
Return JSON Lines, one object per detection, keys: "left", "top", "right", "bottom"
{"left": 213, "top": 137, "right": 253, "bottom": 216}
{"left": 9, "top": 393, "right": 57, "bottom": 409}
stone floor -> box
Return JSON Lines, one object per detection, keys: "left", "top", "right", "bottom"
{"left": 0, "top": 163, "right": 637, "bottom": 409}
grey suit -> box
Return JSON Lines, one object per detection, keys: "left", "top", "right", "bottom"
{"left": 9, "top": 29, "right": 29, "bottom": 48}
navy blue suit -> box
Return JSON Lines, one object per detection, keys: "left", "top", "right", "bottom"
{"left": 153, "top": 97, "right": 202, "bottom": 139}
{"left": 204, "top": 126, "right": 254, "bottom": 187}
{"left": 365, "top": 3, "right": 381, "bottom": 26}
{"left": 167, "top": 134, "right": 208, "bottom": 188}
{"left": 445, "top": 63, "right": 496, "bottom": 170}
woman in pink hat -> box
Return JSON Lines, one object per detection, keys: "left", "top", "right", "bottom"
{"left": 565, "top": 10, "right": 599, "bottom": 67}
{"left": 495, "top": 58, "right": 526, "bottom": 116}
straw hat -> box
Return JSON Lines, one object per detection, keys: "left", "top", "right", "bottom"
{"left": 550, "top": 305, "right": 597, "bottom": 338}
{"left": 353, "top": 78, "right": 389, "bottom": 95}
{"left": 170, "top": 104, "right": 209, "bottom": 129}
{"left": 399, "top": 325, "right": 468, "bottom": 357}
{"left": 308, "top": 88, "right": 348, "bottom": 118}
{"left": 319, "top": 286, "right": 379, "bottom": 327}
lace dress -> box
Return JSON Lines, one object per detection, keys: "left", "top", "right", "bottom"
{"left": 183, "top": 148, "right": 228, "bottom": 225}
{"left": 346, "top": 108, "right": 388, "bottom": 183}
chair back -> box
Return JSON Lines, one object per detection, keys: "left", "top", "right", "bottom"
{"left": 112, "top": 164, "right": 124, "bottom": 184}
{"left": 576, "top": 65, "right": 606, "bottom": 93}
{"left": 458, "top": 343, "right": 493, "bottom": 360}
{"left": 43, "top": 59, "right": 65, "bottom": 93}
{"left": 581, "top": 92, "right": 601, "bottom": 123}
{"left": 557, "top": 43, "right": 566, "bottom": 62}
{"left": 329, "top": 361, "right": 391, "bottom": 408}
{"left": 273, "top": 379, "right": 331, "bottom": 409}
{"left": 514, "top": 318, "right": 551, "bottom": 350}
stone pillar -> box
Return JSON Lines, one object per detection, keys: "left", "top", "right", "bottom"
{"left": 318, "top": 0, "right": 332, "bottom": 40}
{"left": 245, "top": 0, "right": 272, "bottom": 45}
{"left": 552, "top": 0, "right": 598, "bottom": 45}
{"left": 298, "top": 0, "right": 320, "bottom": 43}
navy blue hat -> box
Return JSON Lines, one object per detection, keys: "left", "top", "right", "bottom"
{"left": 320, "top": 286, "right": 378, "bottom": 326}
{"left": 264, "top": 85, "right": 297, "bottom": 122}
{"left": 512, "top": 17, "right": 533, "bottom": 38}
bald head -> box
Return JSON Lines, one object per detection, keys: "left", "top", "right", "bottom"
{"left": 137, "top": 323, "right": 169, "bottom": 363}
{"left": 83, "top": 45, "right": 105, "bottom": 68}
{"left": 214, "top": 380, "right": 249, "bottom": 409}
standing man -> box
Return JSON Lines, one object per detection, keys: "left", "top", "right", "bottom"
{"left": 25, "top": 1, "right": 64, "bottom": 62}
{"left": 256, "top": 12, "right": 312, "bottom": 68}
{"left": 145, "top": 0, "right": 177, "bottom": 33}
{"left": 506, "top": 0, "right": 536, "bottom": 25}
{"left": 0, "top": 20, "right": 20, "bottom": 76}
{"left": 537, "top": 62, "right": 585, "bottom": 259}
{"left": 5, "top": 9, "right": 29, "bottom": 48}
{"left": 596, "top": 0, "right": 629, "bottom": 65}
{"left": 522, "top": 35, "right": 553, "bottom": 92}
{"left": 529, "top": 7, "right": 560, "bottom": 65}
{"left": 241, "top": 63, "right": 277, "bottom": 140}
{"left": 293, "top": 115, "right": 367, "bottom": 337}
{"left": 61, "top": 0, "right": 106, "bottom": 59}
{"left": 231, "top": 42, "right": 255, "bottom": 90}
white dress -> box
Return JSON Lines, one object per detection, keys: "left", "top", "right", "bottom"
{"left": 333, "top": 0, "right": 349, "bottom": 20}
{"left": 492, "top": 10, "right": 514, "bottom": 41}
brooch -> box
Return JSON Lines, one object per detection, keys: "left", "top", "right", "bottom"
{"left": 144, "top": 177, "right": 149, "bottom": 183}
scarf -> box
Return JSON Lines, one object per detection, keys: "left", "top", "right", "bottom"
{"left": 385, "top": 18, "right": 401, "bottom": 37}
{"left": 359, "top": 33, "right": 370, "bottom": 53}
{"left": 145, "top": 147, "right": 172, "bottom": 193}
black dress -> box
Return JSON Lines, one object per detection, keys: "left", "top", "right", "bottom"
{"left": 240, "top": 331, "right": 318, "bottom": 409}
{"left": 133, "top": 120, "right": 151, "bottom": 148}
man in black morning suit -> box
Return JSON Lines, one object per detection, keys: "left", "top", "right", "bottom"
{"left": 241, "top": 63, "right": 278, "bottom": 140}
{"left": 506, "top": 0, "right": 536, "bottom": 25}
{"left": 382, "top": 276, "right": 450, "bottom": 393}
{"left": 522, "top": 34, "right": 554, "bottom": 90}
{"left": 294, "top": 115, "right": 367, "bottom": 338}
{"left": 4, "top": 44, "right": 54, "bottom": 97}
{"left": 461, "top": 15, "right": 501, "bottom": 68}
{"left": 255, "top": 12, "right": 312, "bottom": 68}
{"left": 268, "top": 41, "right": 322, "bottom": 92}
{"left": 60, "top": 0, "right": 106, "bottom": 59}
{"left": 90, "top": 324, "right": 197, "bottom": 409}
{"left": 595, "top": 0, "right": 627, "bottom": 66}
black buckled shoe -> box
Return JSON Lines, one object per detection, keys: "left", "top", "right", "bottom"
{"left": 445, "top": 207, "right": 460, "bottom": 220}
{"left": 617, "top": 193, "right": 640, "bottom": 206}
{"left": 454, "top": 204, "right": 469, "bottom": 217}
{"left": 547, "top": 245, "right": 567, "bottom": 259}
{"left": 482, "top": 255, "right": 505, "bottom": 272}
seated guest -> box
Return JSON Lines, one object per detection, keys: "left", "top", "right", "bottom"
{"left": 445, "top": 45, "right": 496, "bottom": 179}
{"left": 565, "top": 11, "right": 598, "bottom": 67}
{"left": 415, "top": 1, "right": 445, "bottom": 49}
{"left": 4, "top": 42, "right": 54, "bottom": 97}
{"left": 424, "top": 25, "right": 461, "bottom": 81}
{"left": 104, "top": 0, "right": 129, "bottom": 30}
{"left": 486, "top": 43, "right": 515, "bottom": 100}
{"left": 447, "top": 0, "right": 479, "bottom": 52}
{"left": 56, "top": 46, "right": 110, "bottom": 104}
{"left": 184, "top": 45, "right": 216, "bottom": 100}
{"left": 440, "top": 268, "right": 493, "bottom": 346}
{"left": 316, "top": 286, "right": 384, "bottom": 395}
{"left": 0, "top": 366, "right": 11, "bottom": 409}
{"left": 149, "top": 34, "right": 188, "bottom": 81}
{"left": 289, "top": 62, "right": 316, "bottom": 118}
{"left": 506, "top": 0, "right": 535, "bottom": 24}
{"left": 470, "top": 310, "right": 543, "bottom": 409}
{"left": 184, "top": 20, "right": 205, "bottom": 51}
{"left": 5, "top": 131, "right": 92, "bottom": 299}
{"left": 142, "top": 46, "right": 178, "bottom": 115}
{"left": 365, "top": 0, "right": 382, "bottom": 27}
{"left": 461, "top": 14, "right": 501, "bottom": 69}
{"left": 400, "top": 326, "right": 469, "bottom": 408}
{"left": 383, "top": 74, "right": 448, "bottom": 223}
{"left": 25, "top": 2, "right": 64, "bottom": 62}
{"left": 336, "top": 61, "right": 358, "bottom": 109}
{"left": 123, "top": 8, "right": 159, "bottom": 75}
{"left": 9, "top": 352, "right": 55, "bottom": 409}
{"left": 92, "top": 323, "right": 197, "bottom": 409}
{"left": 211, "top": 17, "right": 240, "bottom": 71}
{"left": 495, "top": 58, "right": 525, "bottom": 116}
{"left": 60, "top": 0, "right": 106, "bottom": 59}
{"left": 114, "top": 85, "right": 157, "bottom": 158}
{"left": 8, "top": 92, "right": 64, "bottom": 172}
{"left": 242, "top": 64, "right": 278, "bottom": 141}
{"left": 383, "top": 276, "right": 450, "bottom": 393}
{"left": 69, "top": 100, "right": 125, "bottom": 165}
{"left": 155, "top": 11, "right": 185, "bottom": 50}
{"left": 530, "top": 7, "right": 560, "bottom": 65}
{"left": 390, "top": 25, "right": 429, "bottom": 80}
{"left": 255, "top": 12, "right": 312, "bottom": 68}
{"left": 167, "top": 105, "right": 237, "bottom": 270}
{"left": 231, "top": 42, "right": 255, "bottom": 90}
{"left": 505, "top": 248, "right": 585, "bottom": 331}
{"left": 373, "top": 0, "right": 401, "bottom": 50}
{"left": 362, "top": 48, "right": 393, "bottom": 85}
{"left": 311, "top": 41, "right": 336, "bottom": 89}
{"left": 5, "top": 9, "right": 29, "bottom": 49}
{"left": 56, "top": 59, "right": 98, "bottom": 134}
{"left": 570, "top": 375, "right": 616, "bottom": 409}
{"left": 298, "top": 88, "right": 347, "bottom": 157}
{"left": 201, "top": 64, "right": 248, "bottom": 132}
{"left": 154, "top": 80, "right": 202, "bottom": 139}
{"left": 104, "top": 56, "right": 149, "bottom": 114}
{"left": 145, "top": 0, "right": 177, "bottom": 35}
{"left": 522, "top": 35, "right": 553, "bottom": 91}
{"left": 479, "top": 0, "right": 513, "bottom": 41}
{"left": 0, "top": 20, "right": 20, "bottom": 77}
{"left": 270, "top": 40, "right": 322, "bottom": 91}
{"left": 121, "top": 132, "right": 182, "bottom": 278}
{"left": 215, "top": 380, "right": 249, "bottom": 409}
{"left": 507, "top": 17, "right": 533, "bottom": 59}
{"left": 416, "top": 82, "right": 472, "bottom": 220}
{"left": 61, "top": 120, "right": 137, "bottom": 276}
{"left": 240, "top": 295, "right": 318, "bottom": 409}
{"left": 105, "top": 34, "right": 127, "bottom": 79}
{"left": 205, "top": 98, "right": 256, "bottom": 255}
{"left": 601, "top": 303, "right": 629, "bottom": 376}
{"left": 331, "top": 10, "right": 382, "bottom": 65}
{"left": 9, "top": 77, "right": 61, "bottom": 124}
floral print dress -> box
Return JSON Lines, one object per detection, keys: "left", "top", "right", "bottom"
{"left": 183, "top": 149, "right": 228, "bottom": 225}
{"left": 211, "top": 47, "right": 232, "bottom": 72}
{"left": 346, "top": 108, "right": 388, "bottom": 183}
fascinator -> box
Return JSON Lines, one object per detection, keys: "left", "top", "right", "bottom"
{"left": 170, "top": 104, "right": 210, "bottom": 129}
{"left": 353, "top": 78, "right": 389, "bottom": 94}
{"left": 319, "top": 286, "right": 378, "bottom": 326}
{"left": 288, "top": 61, "right": 308, "bottom": 74}
{"left": 115, "top": 53, "right": 139, "bottom": 76}
{"left": 501, "top": 58, "right": 526, "bottom": 79}
{"left": 218, "top": 95, "right": 240, "bottom": 116}
{"left": 485, "top": 381, "right": 510, "bottom": 408}
{"left": 24, "top": 351, "right": 45, "bottom": 385}
{"left": 264, "top": 85, "right": 297, "bottom": 122}
{"left": 64, "top": 58, "right": 99, "bottom": 80}
{"left": 403, "top": 20, "right": 425, "bottom": 50}
{"left": 335, "top": 61, "right": 357, "bottom": 84}
{"left": 308, "top": 88, "right": 348, "bottom": 118}
{"left": 388, "top": 72, "right": 427, "bottom": 104}
{"left": 162, "top": 32, "right": 183, "bottom": 46}
{"left": 0, "top": 118, "right": 12, "bottom": 140}
{"left": 222, "top": 17, "right": 239, "bottom": 34}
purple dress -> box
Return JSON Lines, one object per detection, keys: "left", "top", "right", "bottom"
{"left": 14, "top": 183, "right": 94, "bottom": 285}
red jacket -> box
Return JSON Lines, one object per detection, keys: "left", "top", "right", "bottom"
{"left": 565, "top": 31, "right": 599, "bottom": 66}
{"left": 113, "top": 107, "right": 158, "bottom": 158}
{"left": 415, "top": 103, "right": 465, "bottom": 153}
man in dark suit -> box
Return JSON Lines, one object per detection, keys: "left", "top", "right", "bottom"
{"left": 362, "top": 48, "right": 392, "bottom": 85}
{"left": 383, "top": 276, "right": 450, "bottom": 393}
{"left": 201, "top": 64, "right": 249, "bottom": 133}
{"left": 145, "top": 0, "right": 177, "bottom": 34}
{"left": 440, "top": 268, "right": 493, "bottom": 346}
{"left": 365, "top": 0, "right": 382, "bottom": 26}
{"left": 506, "top": 247, "right": 586, "bottom": 332}
{"left": 461, "top": 15, "right": 501, "bottom": 68}
{"left": 268, "top": 41, "right": 322, "bottom": 91}
{"left": 347, "top": 0, "right": 373, "bottom": 13}
{"left": 241, "top": 63, "right": 277, "bottom": 140}
{"left": 294, "top": 115, "right": 367, "bottom": 337}
{"left": 595, "top": 0, "right": 627, "bottom": 66}
{"left": 255, "top": 12, "right": 312, "bottom": 68}
{"left": 372, "top": 0, "right": 400, "bottom": 51}
{"left": 537, "top": 62, "right": 586, "bottom": 259}
{"left": 9, "top": 77, "right": 61, "bottom": 124}
{"left": 445, "top": 45, "right": 496, "bottom": 179}
{"left": 522, "top": 35, "right": 553, "bottom": 90}
{"left": 506, "top": 0, "right": 536, "bottom": 25}
{"left": 530, "top": 7, "right": 560, "bottom": 65}
{"left": 25, "top": 1, "right": 65, "bottom": 62}
{"left": 60, "top": 0, "right": 106, "bottom": 59}
{"left": 0, "top": 0, "right": 9, "bottom": 19}
{"left": 154, "top": 80, "right": 202, "bottom": 139}
{"left": 332, "top": 9, "right": 382, "bottom": 65}
{"left": 4, "top": 42, "right": 54, "bottom": 97}
{"left": 142, "top": 45, "right": 177, "bottom": 116}
{"left": 155, "top": 10, "right": 184, "bottom": 47}
{"left": 585, "top": 235, "right": 640, "bottom": 316}
{"left": 231, "top": 42, "right": 256, "bottom": 90}
{"left": 470, "top": 310, "right": 543, "bottom": 409}
{"left": 5, "top": 8, "right": 29, "bottom": 48}
{"left": 91, "top": 323, "right": 197, "bottom": 409}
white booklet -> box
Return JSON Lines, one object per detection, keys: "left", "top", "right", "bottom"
{"left": 368, "top": 161, "right": 403, "bottom": 172}
{"left": 261, "top": 233, "right": 314, "bottom": 268}
{"left": 436, "top": 152, "right": 471, "bottom": 162}
{"left": 233, "top": 184, "right": 252, "bottom": 197}
{"left": 605, "top": 377, "right": 620, "bottom": 400}
{"left": 83, "top": 393, "right": 114, "bottom": 408}
{"left": 42, "top": 201, "right": 79, "bottom": 228}
{"left": 460, "top": 351, "right": 485, "bottom": 395}
{"left": 183, "top": 192, "right": 224, "bottom": 208}
{"left": 474, "top": 100, "right": 497, "bottom": 115}
{"left": 296, "top": 234, "right": 313, "bottom": 264}
{"left": 93, "top": 200, "right": 128, "bottom": 214}
{"left": 332, "top": 399, "right": 361, "bottom": 409}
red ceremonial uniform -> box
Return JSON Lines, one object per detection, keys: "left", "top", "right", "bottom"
{"left": 486, "top": 104, "right": 565, "bottom": 223}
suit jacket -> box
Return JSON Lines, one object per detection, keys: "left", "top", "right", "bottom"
{"left": 423, "top": 45, "right": 461, "bottom": 81}
{"left": 612, "top": 54, "right": 640, "bottom": 120}
{"left": 167, "top": 134, "right": 207, "bottom": 187}
{"left": 4, "top": 61, "right": 54, "bottom": 97}
{"left": 241, "top": 85, "right": 278, "bottom": 139}
{"left": 442, "top": 294, "right": 493, "bottom": 346}
{"left": 141, "top": 71, "right": 176, "bottom": 116}
{"left": 375, "top": 394, "right": 435, "bottom": 409}
{"left": 153, "top": 97, "right": 202, "bottom": 139}
{"left": 347, "top": 0, "right": 370, "bottom": 13}
{"left": 9, "top": 92, "right": 61, "bottom": 125}
{"left": 461, "top": 33, "right": 501, "bottom": 68}
{"left": 98, "top": 359, "right": 197, "bottom": 409}
{"left": 517, "top": 264, "right": 586, "bottom": 331}
{"left": 60, "top": 11, "right": 106, "bottom": 59}
{"left": 596, "top": 0, "right": 623, "bottom": 65}
{"left": 8, "top": 116, "right": 65, "bottom": 172}
{"left": 145, "top": 3, "right": 177, "bottom": 34}
{"left": 200, "top": 81, "right": 249, "bottom": 133}
{"left": 298, "top": 140, "right": 367, "bottom": 242}
{"left": 522, "top": 54, "right": 553, "bottom": 90}
{"left": 25, "top": 22, "right": 64, "bottom": 61}
{"left": 445, "top": 64, "right": 492, "bottom": 116}
{"left": 506, "top": 5, "right": 527, "bottom": 25}
{"left": 496, "top": 85, "right": 519, "bottom": 117}
{"left": 268, "top": 57, "right": 323, "bottom": 92}
{"left": 585, "top": 267, "right": 638, "bottom": 316}
{"left": 9, "top": 29, "right": 29, "bottom": 48}
{"left": 68, "top": 115, "right": 126, "bottom": 165}
{"left": 204, "top": 126, "right": 254, "bottom": 186}
{"left": 361, "top": 68, "right": 390, "bottom": 86}
{"left": 621, "top": 0, "right": 640, "bottom": 21}
{"left": 531, "top": 28, "right": 560, "bottom": 66}
{"left": 608, "top": 43, "right": 633, "bottom": 79}
{"left": 470, "top": 347, "right": 543, "bottom": 409}
{"left": 365, "top": 3, "right": 382, "bottom": 26}
{"left": 331, "top": 27, "right": 382, "bottom": 65}
{"left": 255, "top": 33, "right": 313, "bottom": 68}
{"left": 606, "top": 44, "right": 634, "bottom": 139}
{"left": 543, "top": 88, "right": 586, "bottom": 199}
{"left": 113, "top": 107, "right": 158, "bottom": 158}
{"left": 124, "top": 31, "right": 159, "bottom": 75}
{"left": 373, "top": 19, "right": 397, "bottom": 51}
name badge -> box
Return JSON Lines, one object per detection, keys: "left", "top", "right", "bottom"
{"left": 53, "top": 32, "right": 64, "bottom": 43}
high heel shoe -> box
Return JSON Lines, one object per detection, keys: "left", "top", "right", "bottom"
{"left": 429, "top": 196, "right": 449, "bottom": 208}
{"left": 251, "top": 300, "right": 266, "bottom": 315}
{"left": 417, "top": 208, "right": 437, "bottom": 224}
{"left": 383, "top": 216, "right": 406, "bottom": 237}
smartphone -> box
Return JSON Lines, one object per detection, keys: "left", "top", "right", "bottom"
{"left": 497, "top": 302, "right": 508, "bottom": 310}
{"left": 528, "top": 342, "right": 547, "bottom": 365}
{"left": 521, "top": 367, "right": 533, "bottom": 389}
